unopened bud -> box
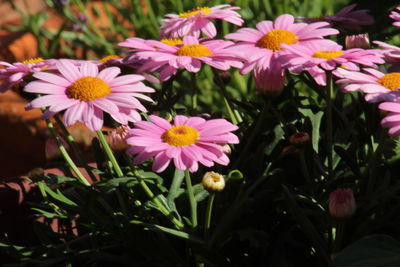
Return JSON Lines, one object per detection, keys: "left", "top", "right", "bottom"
{"left": 329, "top": 188, "right": 356, "bottom": 219}
{"left": 45, "top": 135, "right": 69, "bottom": 160}
{"left": 345, "top": 33, "right": 370, "bottom": 49}
{"left": 289, "top": 132, "right": 310, "bottom": 147}
{"left": 202, "top": 171, "right": 225, "bottom": 192}
{"left": 107, "top": 125, "right": 130, "bottom": 152}
{"left": 220, "top": 144, "right": 232, "bottom": 155}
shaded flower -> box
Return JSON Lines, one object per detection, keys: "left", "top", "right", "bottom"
{"left": 202, "top": 171, "right": 225, "bottom": 192}
{"left": 45, "top": 134, "right": 70, "bottom": 161}
{"left": 24, "top": 60, "right": 155, "bottom": 131}
{"left": 336, "top": 68, "right": 400, "bottom": 102}
{"left": 160, "top": 5, "right": 243, "bottom": 38}
{"left": 281, "top": 41, "right": 383, "bottom": 85}
{"left": 107, "top": 125, "right": 131, "bottom": 152}
{"left": 297, "top": 4, "right": 374, "bottom": 31}
{"left": 289, "top": 132, "right": 310, "bottom": 147}
{"left": 374, "top": 41, "right": 400, "bottom": 71}
{"left": 124, "top": 36, "right": 242, "bottom": 81}
{"left": 379, "top": 102, "right": 400, "bottom": 136}
{"left": 0, "top": 58, "right": 56, "bottom": 92}
{"left": 126, "top": 115, "right": 239, "bottom": 173}
{"left": 390, "top": 7, "right": 400, "bottom": 27}
{"left": 225, "top": 14, "right": 338, "bottom": 91}
{"left": 328, "top": 188, "right": 356, "bottom": 219}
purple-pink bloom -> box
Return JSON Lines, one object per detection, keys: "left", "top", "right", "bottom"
{"left": 24, "top": 59, "right": 155, "bottom": 131}
{"left": 122, "top": 36, "right": 242, "bottom": 81}
{"left": 160, "top": 5, "right": 243, "bottom": 38}
{"left": 281, "top": 41, "right": 384, "bottom": 85}
{"left": 390, "top": 7, "right": 400, "bottom": 27}
{"left": 336, "top": 68, "right": 400, "bottom": 102}
{"left": 0, "top": 58, "right": 56, "bottom": 92}
{"left": 225, "top": 14, "right": 338, "bottom": 91}
{"left": 329, "top": 188, "right": 356, "bottom": 219}
{"left": 297, "top": 4, "right": 374, "bottom": 31}
{"left": 379, "top": 102, "right": 400, "bottom": 136}
{"left": 126, "top": 115, "right": 239, "bottom": 173}
{"left": 374, "top": 41, "right": 400, "bottom": 72}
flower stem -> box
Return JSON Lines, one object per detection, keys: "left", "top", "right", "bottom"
{"left": 46, "top": 119, "right": 90, "bottom": 186}
{"left": 185, "top": 169, "right": 198, "bottom": 228}
{"left": 204, "top": 193, "right": 215, "bottom": 239}
{"left": 96, "top": 130, "right": 124, "bottom": 177}
{"left": 326, "top": 72, "right": 334, "bottom": 180}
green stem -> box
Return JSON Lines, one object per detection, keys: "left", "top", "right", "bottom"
{"left": 46, "top": 119, "right": 90, "bottom": 186}
{"left": 54, "top": 115, "right": 97, "bottom": 182}
{"left": 96, "top": 130, "right": 124, "bottom": 177}
{"left": 366, "top": 129, "right": 387, "bottom": 194}
{"left": 326, "top": 72, "right": 334, "bottom": 180}
{"left": 333, "top": 221, "right": 345, "bottom": 253}
{"left": 204, "top": 193, "right": 216, "bottom": 239}
{"left": 185, "top": 170, "right": 198, "bottom": 228}
{"left": 190, "top": 73, "right": 198, "bottom": 112}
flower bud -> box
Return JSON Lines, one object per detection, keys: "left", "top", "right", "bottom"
{"left": 45, "top": 135, "right": 69, "bottom": 161}
{"left": 202, "top": 171, "right": 225, "bottom": 192}
{"left": 328, "top": 188, "right": 356, "bottom": 219}
{"left": 345, "top": 33, "right": 370, "bottom": 49}
{"left": 289, "top": 132, "right": 310, "bottom": 147}
{"left": 220, "top": 144, "right": 232, "bottom": 155}
{"left": 107, "top": 125, "right": 130, "bottom": 152}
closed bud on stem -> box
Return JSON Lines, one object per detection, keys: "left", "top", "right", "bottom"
{"left": 329, "top": 188, "right": 356, "bottom": 219}
{"left": 345, "top": 33, "right": 370, "bottom": 49}
{"left": 202, "top": 171, "right": 225, "bottom": 192}
{"left": 45, "top": 134, "right": 69, "bottom": 161}
{"left": 289, "top": 132, "right": 310, "bottom": 147}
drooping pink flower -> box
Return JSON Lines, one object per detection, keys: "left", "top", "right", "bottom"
{"left": 0, "top": 58, "right": 56, "bottom": 92}
{"left": 122, "top": 36, "right": 242, "bottom": 81}
{"left": 160, "top": 5, "right": 243, "bottom": 38}
{"left": 335, "top": 68, "right": 400, "bottom": 102}
{"left": 329, "top": 188, "right": 356, "bottom": 219}
{"left": 379, "top": 102, "right": 400, "bottom": 136}
{"left": 24, "top": 59, "right": 155, "bottom": 131}
{"left": 390, "top": 7, "right": 400, "bottom": 27}
{"left": 225, "top": 14, "right": 338, "bottom": 91}
{"left": 126, "top": 115, "right": 239, "bottom": 173}
{"left": 281, "top": 41, "right": 384, "bottom": 85}
{"left": 297, "top": 4, "right": 374, "bottom": 31}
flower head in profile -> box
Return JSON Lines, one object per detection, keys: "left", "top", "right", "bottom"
{"left": 336, "top": 68, "right": 400, "bottom": 102}
{"left": 379, "top": 102, "right": 400, "bottom": 136}
{"left": 24, "top": 59, "right": 155, "bottom": 131}
{"left": 390, "top": 7, "right": 400, "bottom": 27}
{"left": 225, "top": 14, "right": 338, "bottom": 91}
{"left": 297, "top": 4, "right": 374, "bottom": 31}
{"left": 329, "top": 188, "right": 356, "bottom": 219}
{"left": 0, "top": 58, "right": 56, "bottom": 92}
{"left": 374, "top": 41, "right": 400, "bottom": 72}
{"left": 126, "top": 115, "right": 239, "bottom": 173}
{"left": 160, "top": 5, "right": 243, "bottom": 38}
{"left": 127, "top": 36, "right": 242, "bottom": 81}
{"left": 282, "top": 41, "right": 384, "bottom": 85}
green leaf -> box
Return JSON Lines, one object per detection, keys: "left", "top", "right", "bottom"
{"left": 299, "top": 108, "right": 323, "bottom": 153}
{"left": 38, "top": 182, "right": 78, "bottom": 207}
{"left": 330, "top": 235, "right": 400, "bottom": 267}
{"left": 167, "top": 169, "right": 185, "bottom": 214}
{"left": 227, "top": 170, "right": 244, "bottom": 181}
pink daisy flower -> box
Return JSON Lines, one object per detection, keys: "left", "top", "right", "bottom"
{"left": 297, "top": 4, "right": 374, "bottom": 31}
{"left": 126, "top": 36, "right": 242, "bottom": 81}
{"left": 379, "top": 102, "right": 400, "bottom": 136}
{"left": 390, "top": 7, "right": 400, "bottom": 27}
{"left": 160, "top": 5, "right": 243, "bottom": 38}
{"left": 225, "top": 14, "right": 338, "bottom": 91}
{"left": 336, "top": 68, "right": 400, "bottom": 102}
{"left": 0, "top": 58, "right": 56, "bottom": 92}
{"left": 24, "top": 59, "right": 155, "bottom": 131}
{"left": 126, "top": 115, "right": 239, "bottom": 173}
{"left": 281, "top": 41, "right": 384, "bottom": 85}
{"left": 374, "top": 41, "right": 400, "bottom": 72}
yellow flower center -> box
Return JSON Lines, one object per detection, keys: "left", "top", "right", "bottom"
{"left": 179, "top": 7, "right": 212, "bottom": 18}
{"left": 256, "top": 29, "right": 298, "bottom": 51}
{"left": 378, "top": 73, "right": 400, "bottom": 91}
{"left": 161, "top": 125, "right": 199, "bottom": 147}
{"left": 312, "top": 51, "right": 344, "bottom": 60}
{"left": 175, "top": 44, "right": 212, "bottom": 57}
{"left": 161, "top": 38, "right": 184, "bottom": 46}
{"left": 22, "top": 57, "right": 44, "bottom": 65}
{"left": 99, "top": 55, "right": 121, "bottom": 63}
{"left": 67, "top": 76, "right": 111, "bottom": 101}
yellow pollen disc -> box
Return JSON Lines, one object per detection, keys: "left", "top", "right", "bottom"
{"left": 179, "top": 7, "right": 212, "bottom": 18}
{"left": 161, "top": 125, "right": 199, "bottom": 147}
{"left": 67, "top": 76, "right": 111, "bottom": 101}
{"left": 22, "top": 57, "right": 44, "bottom": 65}
{"left": 256, "top": 29, "right": 298, "bottom": 52}
{"left": 312, "top": 51, "right": 344, "bottom": 60}
{"left": 161, "top": 38, "right": 184, "bottom": 46}
{"left": 99, "top": 55, "right": 121, "bottom": 63}
{"left": 175, "top": 44, "right": 212, "bottom": 57}
{"left": 378, "top": 73, "right": 400, "bottom": 91}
